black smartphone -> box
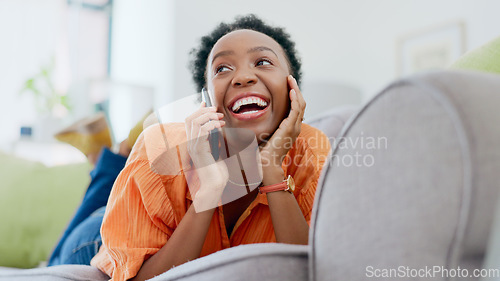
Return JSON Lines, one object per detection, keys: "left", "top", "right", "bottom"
{"left": 201, "top": 88, "right": 220, "bottom": 160}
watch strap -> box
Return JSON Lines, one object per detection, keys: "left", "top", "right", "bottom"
{"left": 259, "top": 179, "right": 289, "bottom": 194}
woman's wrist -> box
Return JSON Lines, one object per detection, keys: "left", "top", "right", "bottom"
{"left": 261, "top": 166, "right": 285, "bottom": 186}
{"left": 193, "top": 188, "right": 223, "bottom": 213}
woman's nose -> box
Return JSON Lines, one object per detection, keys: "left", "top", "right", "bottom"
{"left": 232, "top": 68, "right": 257, "bottom": 87}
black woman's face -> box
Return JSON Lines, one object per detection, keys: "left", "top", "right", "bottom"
{"left": 206, "top": 29, "right": 291, "bottom": 143}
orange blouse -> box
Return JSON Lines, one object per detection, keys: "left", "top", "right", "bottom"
{"left": 91, "top": 122, "right": 331, "bottom": 281}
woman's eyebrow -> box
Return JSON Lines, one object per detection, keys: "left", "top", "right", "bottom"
{"left": 247, "top": 46, "right": 278, "bottom": 57}
{"left": 211, "top": 46, "right": 278, "bottom": 65}
{"left": 211, "top": 50, "right": 235, "bottom": 64}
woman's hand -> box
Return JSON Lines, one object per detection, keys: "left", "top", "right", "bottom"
{"left": 185, "top": 103, "right": 228, "bottom": 211}
{"left": 259, "top": 75, "right": 306, "bottom": 184}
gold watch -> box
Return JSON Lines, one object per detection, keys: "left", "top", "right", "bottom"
{"left": 259, "top": 175, "right": 295, "bottom": 194}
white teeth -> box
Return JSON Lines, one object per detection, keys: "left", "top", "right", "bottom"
{"left": 241, "top": 110, "right": 259, "bottom": 115}
{"left": 231, "top": 97, "right": 268, "bottom": 112}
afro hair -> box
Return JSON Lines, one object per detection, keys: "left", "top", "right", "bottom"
{"left": 189, "top": 14, "right": 302, "bottom": 93}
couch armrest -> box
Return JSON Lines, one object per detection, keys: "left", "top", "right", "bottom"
{"left": 310, "top": 71, "right": 500, "bottom": 281}
{"left": 151, "top": 243, "right": 308, "bottom": 281}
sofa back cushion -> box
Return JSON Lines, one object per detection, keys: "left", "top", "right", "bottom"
{"left": 309, "top": 71, "right": 500, "bottom": 280}
{"left": 305, "top": 105, "right": 357, "bottom": 142}
{"left": 0, "top": 152, "right": 90, "bottom": 268}
{"left": 451, "top": 36, "right": 500, "bottom": 74}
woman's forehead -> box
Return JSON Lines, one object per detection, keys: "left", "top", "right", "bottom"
{"left": 209, "top": 29, "right": 285, "bottom": 60}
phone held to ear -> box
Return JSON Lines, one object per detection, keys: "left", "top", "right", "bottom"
{"left": 201, "top": 88, "right": 220, "bottom": 160}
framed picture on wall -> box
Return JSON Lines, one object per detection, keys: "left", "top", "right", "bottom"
{"left": 397, "top": 20, "right": 466, "bottom": 77}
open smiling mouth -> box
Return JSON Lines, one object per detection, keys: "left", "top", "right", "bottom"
{"left": 229, "top": 96, "right": 269, "bottom": 120}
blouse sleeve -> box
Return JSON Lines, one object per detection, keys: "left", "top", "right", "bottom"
{"left": 284, "top": 125, "right": 331, "bottom": 225}
{"left": 91, "top": 159, "right": 177, "bottom": 281}
{"left": 91, "top": 123, "right": 190, "bottom": 280}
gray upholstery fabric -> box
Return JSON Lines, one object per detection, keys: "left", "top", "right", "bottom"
{"left": 305, "top": 105, "right": 358, "bottom": 141}
{"left": 0, "top": 265, "right": 109, "bottom": 281}
{"left": 481, "top": 196, "right": 500, "bottom": 281}
{"left": 0, "top": 244, "right": 307, "bottom": 281}
{"left": 150, "top": 243, "right": 308, "bottom": 281}
{"left": 310, "top": 70, "right": 500, "bottom": 281}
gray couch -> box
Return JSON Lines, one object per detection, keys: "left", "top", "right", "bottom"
{"left": 1, "top": 70, "right": 499, "bottom": 280}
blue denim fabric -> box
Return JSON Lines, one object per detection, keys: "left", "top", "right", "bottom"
{"left": 48, "top": 148, "right": 126, "bottom": 266}
{"left": 50, "top": 207, "right": 106, "bottom": 265}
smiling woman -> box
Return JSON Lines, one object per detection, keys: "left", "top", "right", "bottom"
{"left": 190, "top": 14, "right": 302, "bottom": 94}
{"left": 207, "top": 29, "right": 292, "bottom": 143}
{"left": 86, "top": 14, "right": 331, "bottom": 281}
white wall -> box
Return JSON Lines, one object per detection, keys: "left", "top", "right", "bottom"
{"left": 110, "top": 0, "right": 175, "bottom": 108}
{"left": 0, "top": 0, "right": 112, "bottom": 146}
{"left": 2, "top": 0, "right": 499, "bottom": 148}
{"left": 108, "top": 0, "right": 175, "bottom": 141}
{"left": 173, "top": 0, "right": 500, "bottom": 103}
{"left": 0, "top": 0, "right": 64, "bottom": 147}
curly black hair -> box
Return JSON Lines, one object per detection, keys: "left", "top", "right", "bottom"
{"left": 189, "top": 14, "right": 302, "bottom": 93}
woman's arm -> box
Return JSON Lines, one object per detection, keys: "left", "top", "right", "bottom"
{"left": 259, "top": 75, "right": 309, "bottom": 245}
{"left": 132, "top": 103, "right": 227, "bottom": 281}
{"left": 262, "top": 167, "right": 309, "bottom": 245}
{"left": 119, "top": 166, "right": 226, "bottom": 281}
{"left": 130, "top": 202, "right": 214, "bottom": 281}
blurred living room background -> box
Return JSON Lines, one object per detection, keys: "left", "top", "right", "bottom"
{"left": 1, "top": 0, "right": 499, "bottom": 166}
{"left": 1, "top": 0, "right": 500, "bottom": 270}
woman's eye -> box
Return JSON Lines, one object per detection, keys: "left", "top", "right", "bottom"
{"left": 216, "top": 65, "right": 231, "bottom": 73}
{"left": 256, "top": 59, "right": 271, "bottom": 66}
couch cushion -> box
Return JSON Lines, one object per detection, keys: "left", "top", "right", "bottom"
{"left": 0, "top": 244, "right": 306, "bottom": 281}
{"left": 310, "top": 71, "right": 500, "bottom": 280}
{"left": 150, "top": 243, "right": 308, "bottom": 281}
{"left": 0, "top": 152, "right": 91, "bottom": 268}
{"left": 305, "top": 105, "right": 357, "bottom": 142}
{"left": 451, "top": 36, "right": 500, "bottom": 74}
{"left": 0, "top": 265, "right": 108, "bottom": 281}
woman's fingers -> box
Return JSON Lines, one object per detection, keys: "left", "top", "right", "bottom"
{"left": 287, "top": 76, "right": 300, "bottom": 121}
{"left": 197, "top": 119, "right": 225, "bottom": 139}
{"left": 261, "top": 75, "right": 305, "bottom": 161}
{"left": 288, "top": 75, "right": 306, "bottom": 129}
{"left": 284, "top": 76, "right": 304, "bottom": 130}
{"left": 289, "top": 89, "right": 301, "bottom": 124}
{"left": 192, "top": 112, "right": 224, "bottom": 129}
{"left": 191, "top": 112, "right": 224, "bottom": 140}
{"left": 186, "top": 104, "right": 223, "bottom": 139}
{"left": 185, "top": 103, "right": 217, "bottom": 129}
{"left": 185, "top": 103, "right": 225, "bottom": 162}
